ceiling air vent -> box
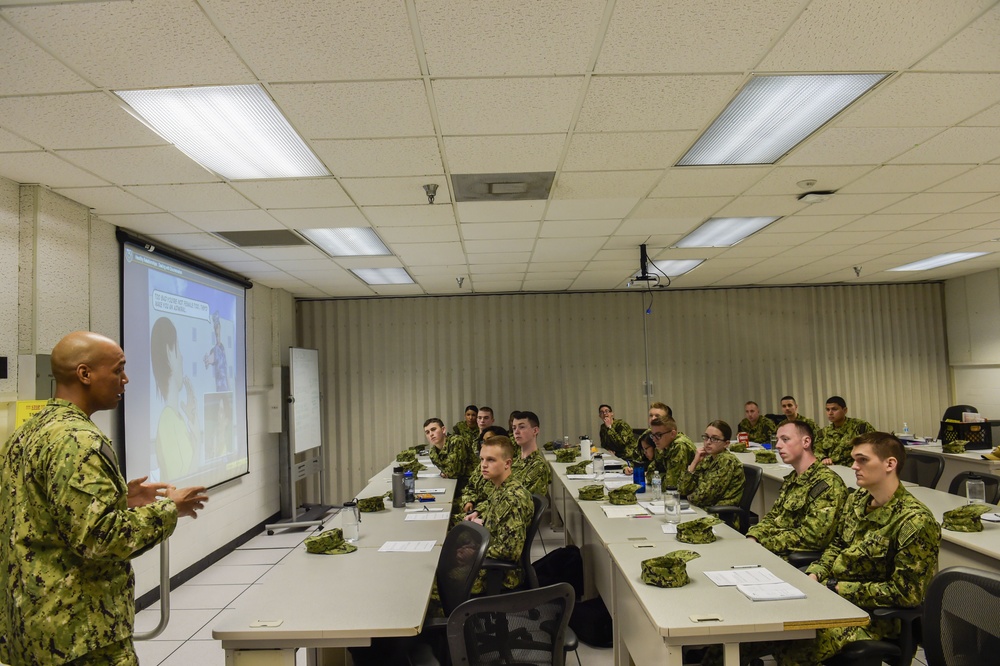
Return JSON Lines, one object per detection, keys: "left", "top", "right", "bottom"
{"left": 214, "top": 230, "right": 308, "bottom": 247}
{"left": 451, "top": 172, "right": 555, "bottom": 202}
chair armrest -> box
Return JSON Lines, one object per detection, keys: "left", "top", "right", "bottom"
{"left": 705, "top": 505, "right": 747, "bottom": 533}
{"left": 871, "top": 606, "right": 922, "bottom": 622}
{"left": 787, "top": 551, "right": 823, "bottom": 570}
{"left": 705, "top": 505, "right": 740, "bottom": 517}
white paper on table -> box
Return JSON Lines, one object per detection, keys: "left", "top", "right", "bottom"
{"left": 405, "top": 507, "right": 444, "bottom": 512}
{"left": 379, "top": 540, "right": 436, "bottom": 553}
{"left": 703, "top": 568, "right": 783, "bottom": 587}
{"left": 736, "top": 582, "right": 806, "bottom": 601}
{"left": 680, "top": 507, "right": 697, "bottom": 514}
{"left": 567, "top": 474, "right": 595, "bottom": 480}
{"left": 639, "top": 501, "right": 664, "bottom": 514}
{"left": 416, "top": 487, "right": 446, "bottom": 494}
{"left": 982, "top": 512, "right": 1000, "bottom": 522}
{"left": 418, "top": 457, "right": 434, "bottom": 465}
{"left": 604, "top": 479, "right": 632, "bottom": 490}
{"left": 601, "top": 504, "right": 649, "bottom": 518}
{"left": 603, "top": 472, "right": 630, "bottom": 479}
{"left": 661, "top": 523, "right": 678, "bottom": 534}
{"left": 405, "top": 511, "right": 450, "bottom": 521}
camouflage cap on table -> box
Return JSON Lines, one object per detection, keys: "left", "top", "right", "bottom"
{"left": 676, "top": 515, "right": 723, "bottom": 544}
{"left": 754, "top": 450, "right": 777, "bottom": 464}
{"left": 357, "top": 494, "right": 388, "bottom": 512}
{"left": 942, "top": 439, "right": 967, "bottom": 454}
{"left": 608, "top": 483, "right": 640, "bottom": 505}
{"left": 640, "top": 549, "right": 702, "bottom": 588}
{"left": 566, "top": 460, "right": 590, "bottom": 475}
{"left": 942, "top": 503, "right": 993, "bottom": 532}
{"left": 556, "top": 447, "right": 580, "bottom": 462}
{"left": 398, "top": 459, "right": 426, "bottom": 474}
{"left": 729, "top": 442, "right": 747, "bottom": 453}
{"left": 304, "top": 528, "right": 357, "bottom": 554}
{"left": 396, "top": 449, "right": 418, "bottom": 463}
{"left": 543, "top": 440, "right": 557, "bottom": 451}
{"left": 579, "top": 484, "right": 606, "bottom": 501}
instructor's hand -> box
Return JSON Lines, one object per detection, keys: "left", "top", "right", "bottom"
{"left": 127, "top": 476, "right": 171, "bottom": 508}
{"left": 167, "top": 486, "right": 209, "bottom": 518}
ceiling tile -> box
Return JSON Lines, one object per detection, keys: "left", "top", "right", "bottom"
{"left": 786, "top": 193, "right": 909, "bottom": 216}
{"left": 0, "top": 128, "right": 37, "bottom": 152}
{"left": 474, "top": 281, "right": 525, "bottom": 292}
{"left": 555, "top": 171, "right": 662, "bottom": 198}
{"left": 0, "top": 20, "right": 92, "bottom": 95}
{"left": 631, "top": 197, "right": 732, "bottom": 219}
{"left": 364, "top": 205, "right": 457, "bottom": 227}
{"left": 230, "top": 179, "right": 352, "bottom": 209}
{"left": 570, "top": 272, "right": 630, "bottom": 290}
{"left": 104, "top": 214, "right": 201, "bottom": 236}
{"left": 333, "top": 256, "right": 403, "bottom": 270}
{"left": 409, "top": 264, "right": 468, "bottom": 276}
{"left": 531, "top": 237, "right": 605, "bottom": 261}
{"left": 270, "top": 207, "right": 369, "bottom": 229}
{"left": 342, "top": 177, "right": 452, "bottom": 207}
{"left": 417, "top": 0, "right": 604, "bottom": 76}
{"left": 456, "top": 201, "right": 544, "bottom": 223}
{"left": 244, "top": 246, "right": 325, "bottom": 261}
{"left": 378, "top": 225, "right": 460, "bottom": 244}
{"left": 876, "top": 192, "right": 993, "bottom": 216}
{"left": 744, "top": 166, "right": 874, "bottom": 196}
{"left": 540, "top": 219, "right": 619, "bottom": 237}
{"left": 123, "top": 184, "right": 254, "bottom": 212}
{"left": 615, "top": 217, "right": 702, "bottom": 236}
{"left": 56, "top": 146, "right": 217, "bottom": 186}
{"left": 869, "top": 229, "right": 956, "bottom": 244}
{"left": 314, "top": 138, "right": 442, "bottom": 178}
{"left": 767, "top": 214, "right": 860, "bottom": 232}
{"left": 576, "top": 75, "right": 744, "bottom": 132}
{"left": 837, "top": 213, "right": 936, "bottom": 231}
{"left": 963, "top": 102, "right": 1000, "bottom": 127}
{"left": 929, "top": 165, "right": 1000, "bottom": 193}
{"left": 958, "top": 195, "right": 1000, "bottom": 214}
{"left": 0, "top": 152, "right": 107, "bottom": 187}
{"left": 394, "top": 242, "right": 467, "bottom": 266}
{"left": 53, "top": 186, "right": 160, "bottom": 215}
{"left": 713, "top": 195, "right": 808, "bottom": 218}
{"left": 890, "top": 127, "right": 1000, "bottom": 164}
{"left": 181, "top": 246, "right": 258, "bottom": 263}
{"left": 433, "top": 77, "right": 583, "bottom": 135}
{"left": 839, "top": 165, "right": 971, "bottom": 194}
{"left": 783, "top": 127, "right": 942, "bottom": 166}
{"left": 563, "top": 132, "right": 698, "bottom": 170}
{"left": 144, "top": 232, "right": 236, "bottom": 251}
{"left": 468, "top": 252, "right": 532, "bottom": 265}
{"left": 918, "top": 3, "right": 1000, "bottom": 71}
{"left": 651, "top": 167, "right": 770, "bottom": 198}
{"left": 203, "top": 0, "right": 418, "bottom": 80}
{"left": 461, "top": 222, "right": 539, "bottom": 240}
{"left": 443, "top": 134, "right": 566, "bottom": 173}
{"left": 528, "top": 261, "right": 589, "bottom": 272}
{"left": 547, "top": 198, "right": 638, "bottom": 220}
{"left": 465, "top": 239, "right": 534, "bottom": 254}
{"left": 838, "top": 73, "right": 1000, "bottom": 128}
{"left": 175, "top": 209, "right": 282, "bottom": 232}
{"left": 270, "top": 81, "right": 433, "bottom": 139}
{"left": 758, "top": 0, "right": 993, "bottom": 70}
{"left": 822, "top": 230, "right": 896, "bottom": 244}
{"left": 523, "top": 279, "right": 574, "bottom": 291}
{"left": 725, "top": 231, "right": 824, "bottom": 247}
{"left": 593, "top": 248, "right": 641, "bottom": 262}
{"left": 470, "top": 263, "right": 529, "bottom": 275}
{"left": 267, "top": 258, "right": 340, "bottom": 271}
{"left": 908, "top": 212, "right": 1000, "bottom": 231}
{"left": 5, "top": 0, "right": 254, "bottom": 88}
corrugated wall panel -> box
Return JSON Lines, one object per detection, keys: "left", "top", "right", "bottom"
{"left": 298, "top": 284, "right": 949, "bottom": 501}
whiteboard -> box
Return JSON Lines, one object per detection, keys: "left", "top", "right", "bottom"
{"left": 289, "top": 348, "right": 322, "bottom": 454}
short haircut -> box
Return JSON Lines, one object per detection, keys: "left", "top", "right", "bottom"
{"left": 780, "top": 395, "right": 796, "bottom": 404}
{"left": 852, "top": 431, "right": 906, "bottom": 474}
{"left": 423, "top": 417, "right": 445, "bottom": 428}
{"left": 826, "top": 396, "right": 847, "bottom": 409}
{"left": 482, "top": 435, "right": 516, "bottom": 461}
{"left": 707, "top": 420, "right": 732, "bottom": 441}
{"left": 745, "top": 401, "right": 759, "bottom": 408}
{"left": 650, "top": 401, "right": 672, "bottom": 418}
{"left": 150, "top": 317, "right": 178, "bottom": 400}
{"left": 779, "top": 419, "right": 814, "bottom": 442}
{"left": 650, "top": 417, "right": 677, "bottom": 431}
{"left": 464, "top": 404, "right": 478, "bottom": 413}
{"left": 512, "top": 410, "right": 540, "bottom": 428}
{"left": 478, "top": 406, "right": 494, "bottom": 417}
{"left": 482, "top": 425, "right": 508, "bottom": 439}
{"left": 599, "top": 404, "right": 612, "bottom": 412}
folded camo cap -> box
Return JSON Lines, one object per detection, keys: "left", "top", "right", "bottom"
{"left": 608, "top": 483, "right": 641, "bottom": 505}
{"left": 641, "top": 549, "right": 701, "bottom": 588}
{"left": 729, "top": 442, "right": 747, "bottom": 453}
{"left": 304, "top": 528, "right": 358, "bottom": 554}
{"left": 566, "top": 460, "right": 589, "bottom": 475}
{"left": 982, "top": 446, "right": 1000, "bottom": 461}
{"left": 942, "top": 503, "right": 993, "bottom": 532}
{"left": 942, "top": 439, "right": 967, "bottom": 454}
{"left": 396, "top": 449, "right": 417, "bottom": 462}
{"left": 676, "top": 515, "right": 723, "bottom": 544}
{"left": 556, "top": 448, "right": 580, "bottom": 462}
{"left": 398, "top": 459, "right": 426, "bottom": 474}
{"left": 578, "top": 484, "right": 606, "bottom": 501}
{"left": 754, "top": 450, "right": 777, "bottom": 464}
{"left": 357, "top": 494, "right": 387, "bottom": 512}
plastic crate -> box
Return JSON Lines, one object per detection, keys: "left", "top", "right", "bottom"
{"left": 940, "top": 421, "right": 992, "bottom": 450}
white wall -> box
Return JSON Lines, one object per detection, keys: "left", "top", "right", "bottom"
{"left": 2, "top": 178, "right": 292, "bottom": 598}
{"left": 946, "top": 270, "right": 1000, "bottom": 418}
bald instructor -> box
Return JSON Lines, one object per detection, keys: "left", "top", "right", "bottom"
{"left": 1, "top": 331, "right": 208, "bottom": 665}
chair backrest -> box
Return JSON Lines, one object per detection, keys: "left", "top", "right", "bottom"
{"left": 900, "top": 452, "right": 945, "bottom": 489}
{"left": 437, "top": 522, "right": 491, "bottom": 616}
{"left": 740, "top": 464, "right": 763, "bottom": 512}
{"left": 923, "top": 566, "right": 1000, "bottom": 666}
{"left": 947, "top": 471, "right": 1000, "bottom": 506}
{"left": 937, "top": 405, "right": 978, "bottom": 440}
{"left": 765, "top": 413, "right": 784, "bottom": 427}
{"left": 521, "top": 494, "right": 548, "bottom": 589}
{"left": 446, "top": 582, "right": 575, "bottom": 666}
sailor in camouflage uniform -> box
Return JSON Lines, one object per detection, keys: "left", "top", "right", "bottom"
{"left": 814, "top": 396, "right": 875, "bottom": 466}
{"left": 776, "top": 395, "right": 819, "bottom": 435}
{"left": 510, "top": 411, "right": 551, "bottom": 496}
{"left": 1, "top": 332, "right": 208, "bottom": 666}
{"left": 598, "top": 404, "right": 637, "bottom": 460}
{"left": 424, "top": 417, "right": 476, "bottom": 479}
{"left": 677, "top": 421, "right": 744, "bottom": 509}
{"left": 452, "top": 404, "right": 478, "bottom": 442}
{"left": 747, "top": 420, "right": 848, "bottom": 559}
{"left": 465, "top": 436, "right": 533, "bottom": 593}
{"left": 769, "top": 432, "right": 940, "bottom": 665}
{"left": 737, "top": 400, "right": 776, "bottom": 444}
{"left": 456, "top": 425, "right": 510, "bottom": 519}
{"left": 648, "top": 417, "right": 697, "bottom": 488}
{"left": 634, "top": 402, "right": 671, "bottom": 462}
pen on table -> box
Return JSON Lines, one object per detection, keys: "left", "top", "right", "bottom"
{"left": 631, "top": 514, "right": 652, "bottom": 519}
{"left": 731, "top": 564, "right": 761, "bottom": 569}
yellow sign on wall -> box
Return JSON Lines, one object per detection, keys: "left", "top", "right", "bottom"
{"left": 15, "top": 400, "right": 48, "bottom": 427}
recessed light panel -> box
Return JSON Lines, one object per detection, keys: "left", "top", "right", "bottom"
{"left": 300, "top": 228, "right": 390, "bottom": 257}
{"left": 351, "top": 268, "right": 414, "bottom": 285}
{"left": 888, "top": 252, "right": 988, "bottom": 272}
{"left": 675, "top": 217, "right": 778, "bottom": 248}
{"left": 678, "top": 74, "right": 887, "bottom": 166}
{"left": 114, "top": 85, "right": 330, "bottom": 180}
{"left": 651, "top": 259, "right": 704, "bottom": 277}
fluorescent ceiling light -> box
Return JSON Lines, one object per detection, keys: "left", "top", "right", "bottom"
{"left": 651, "top": 259, "right": 704, "bottom": 277}
{"left": 114, "top": 85, "right": 329, "bottom": 180}
{"left": 300, "top": 227, "right": 390, "bottom": 256}
{"left": 351, "top": 268, "right": 414, "bottom": 285}
{"left": 888, "top": 252, "right": 988, "bottom": 272}
{"left": 678, "top": 74, "right": 887, "bottom": 166}
{"left": 676, "top": 217, "right": 778, "bottom": 248}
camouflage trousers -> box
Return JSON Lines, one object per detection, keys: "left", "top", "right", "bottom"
{"left": 700, "top": 619, "right": 891, "bottom": 665}
{"left": 67, "top": 638, "right": 138, "bottom": 666}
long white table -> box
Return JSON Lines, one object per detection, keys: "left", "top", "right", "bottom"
{"left": 907, "top": 485, "right": 1000, "bottom": 574}
{"left": 212, "top": 463, "right": 456, "bottom": 665}
{"left": 904, "top": 443, "right": 1000, "bottom": 490}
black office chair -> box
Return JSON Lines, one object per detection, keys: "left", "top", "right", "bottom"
{"left": 765, "top": 413, "right": 785, "bottom": 427}
{"left": 823, "top": 605, "right": 923, "bottom": 666}
{"left": 900, "top": 451, "right": 945, "bottom": 489}
{"left": 923, "top": 566, "right": 1000, "bottom": 666}
{"left": 449, "top": 583, "right": 576, "bottom": 666}
{"left": 482, "top": 494, "right": 547, "bottom": 594}
{"left": 937, "top": 405, "right": 978, "bottom": 441}
{"left": 707, "top": 464, "right": 762, "bottom": 535}
{"left": 947, "top": 471, "right": 1000, "bottom": 505}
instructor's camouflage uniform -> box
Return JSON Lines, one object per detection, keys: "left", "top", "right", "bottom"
{"left": 746, "top": 460, "right": 848, "bottom": 559}
{"left": 1, "top": 400, "right": 179, "bottom": 665}
{"left": 815, "top": 417, "right": 875, "bottom": 466}
{"left": 677, "top": 449, "right": 744, "bottom": 508}
{"left": 471, "top": 475, "right": 533, "bottom": 593}
{"left": 737, "top": 416, "right": 776, "bottom": 444}
{"left": 599, "top": 418, "right": 637, "bottom": 460}
{"left": 650, "top": 432, "right": 697, "bottom": 489}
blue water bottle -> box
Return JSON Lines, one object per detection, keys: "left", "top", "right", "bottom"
{"left": 403, "top": 469, "right": 415, "bottom": 503}
{"left": 632, "top": 461, "right": 647, "bottom": 493}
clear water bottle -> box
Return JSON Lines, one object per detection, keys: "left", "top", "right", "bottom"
{"left": 403, "top": 469, "right": 415, "bottom": 503}
{"left": 650, "top": 470, "right": 662, "bottom": 503}
{"left": 664, "top": 487, "right": 681, "bottom": 524}
{"left": 342, "top": 500, "right": 360, "bottom": 543}
{"left": 593, "top": 453, "right": 605, "bottom": 481}
{"left": 902, "top": 422, "right": 910, "bottom": 435}
{"left": 563, "top": 435, "right": 570, "bottom": 449}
